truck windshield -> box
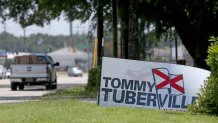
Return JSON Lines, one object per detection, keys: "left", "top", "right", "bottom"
{"left": 36, "top": 56, "right": 48, "bottom": 64}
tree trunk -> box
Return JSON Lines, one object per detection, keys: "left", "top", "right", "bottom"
{"left": 97, "top": 0, "right": 103, "bottom": 65}
{"left": 117, "top": 0, "right": 129, "bottom": 59}
{"left": 112, "top": 0, "right": 118, "bottom": 58}
{"left": 128, "top": 0, "right": 139, "bottom": 60}
{"left": 171, "top": 5, "right": 218, "bottom": 70}
{"left": 175, "top": 21, "right": 210, "bottom": 70}
{"left": 139, "top": 18, "right": 146, "bottom": 60}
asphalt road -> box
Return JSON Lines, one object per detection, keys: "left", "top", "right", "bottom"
{"left": 0, "top": 73, "right": 88, "bottom": 104}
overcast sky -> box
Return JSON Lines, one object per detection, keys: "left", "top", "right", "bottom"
{"left": 0, "top": 17, "right": 90, "bottom": 37}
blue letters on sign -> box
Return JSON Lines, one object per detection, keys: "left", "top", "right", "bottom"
{"left": 100, "top": 76, "right": 198, "bottom": 110}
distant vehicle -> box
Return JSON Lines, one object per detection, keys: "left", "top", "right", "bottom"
{"left": 10, "top": 54, "right": 59, "bottom": 91}
{"left": 67, "top": 66, "right": 83, "bottom": 77}
{"left": 0, "top": 65, "right": 6, "bottom": 79}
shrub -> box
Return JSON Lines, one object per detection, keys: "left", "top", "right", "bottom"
{"left": 188, "top": 36, "right": 218, "bottom": 115}
{"left": 86, "top": 67, "right": 101, "bottom": 93}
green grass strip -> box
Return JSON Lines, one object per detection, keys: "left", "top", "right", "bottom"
{"left": 0, "top": 99, "right": 218, "bottom": 123}
{"left": 43, "top": 87, "right": 97, "bottom": 99}
{"left": 0, "top": 87, "right": 217, "bottom": 123}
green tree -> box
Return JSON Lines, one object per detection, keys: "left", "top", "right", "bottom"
{"left": 1, "top": 0, "right": 217, "bottom": 70}
{"left": 139, "top": 0, "right": 218, "bottom": 69}
{"left": 0, "top": 32, "right": 88, "bottom": 53}
{"left": 188, "top": 36, "right": 218, "bottom": 115}
{"left": 40, "top": 0, "right": 110, "bottom": 66}
{"left": 4, "top": 0, "right": 92, "bottom": 26}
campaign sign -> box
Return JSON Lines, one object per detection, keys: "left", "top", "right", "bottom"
{"left": 99, "top": 57, "right": 210, "bottom": 111}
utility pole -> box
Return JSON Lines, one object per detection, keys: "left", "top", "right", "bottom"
{"left": 23, "top": 27, "right": 26, "bottom": 52}
{"left": 69, "top": 21, "right": 73, "bottom": 47}
{"left": 4, "top": 22, "right": 7, "bottom": 52}
{"left": 48, "top": 24, "right": 52, "bottom": 52}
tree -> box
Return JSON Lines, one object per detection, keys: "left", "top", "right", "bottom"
{"left": 6, "top": 0, "right": 50, "bottom": 27}
{"left": 112, "top": 0, "right": 118, "bottom": 58}
{"left": 188, "top": 36, "right": 218, "bottom": 115}
{"left": 96, "top": 0, "right": 104, "bottom": 65}
{"left": 139, "top": 0, "right": 218, "bottom": 70}
{"left": 117, "top": 0, "right": 129, "bottom": 59}
{"left": 1, "top": 0, "right": 217, "bottom": 70}
{"left": 4, "top": 0, "right": 92, "bottom": 26}
{"left": 1, "top": 0, "right": 103, "bottom": 65}
{"left": 128, "top": 0, "right": 139, "bottom": 60}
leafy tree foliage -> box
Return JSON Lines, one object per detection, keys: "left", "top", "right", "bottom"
{"left": 0, "top": 0, "right": 217, "bottom": 69}
{"left": 0, "top": 32, "right": 88, "bottom": 53}
{"left": 6, "top": 0, "right": 51, "bottom": 27}
{"left": 188, "top": 36, "right": 218, "bottom": 115}
{"left": 39, "top": 0, "right": 92, "bottom": 22}
{"left": 138, "top": 0, "right": 218, "bottom": 69}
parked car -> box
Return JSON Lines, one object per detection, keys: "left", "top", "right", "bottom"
{"left": 67, "top": 66, "right": 83, "bottom": 77}
{"left": 0, "top": 65, "right": 6, "bottom": 79}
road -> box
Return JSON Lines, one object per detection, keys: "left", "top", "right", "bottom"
{"left": 0, "top": 73, "right": 88, "bottom": 104}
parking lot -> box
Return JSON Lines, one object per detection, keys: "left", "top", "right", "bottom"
{"left": 0, "top": 72, "right": 88, "bottom": 103}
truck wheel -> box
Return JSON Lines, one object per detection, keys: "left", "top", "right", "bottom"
{"left": 46, "top": 85, "right": 51, "bottom": 90}
{"left": 52, "top": 84, "right": 57, "bottom": 89}
{"left": 46, "top": 81, "right": 53, "bottom": 90}
{"left": 46, "top": 75, "right": 53, "bottom": 90}
{"left": 19, "top": 84, "right": 24, "bottom": 90}
{"left": 11, "top": 82, "right": 17, "bottom": 91}
{"left": 52, "top": 78, "right": 57, "bottom": 89}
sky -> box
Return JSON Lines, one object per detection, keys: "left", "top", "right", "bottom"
{"left": 0, "top": 17, "right": 90, "bottom": 37}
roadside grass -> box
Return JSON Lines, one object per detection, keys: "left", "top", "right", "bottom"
{"left": 0, "top": 87, "right": 217, "bottom": 123}
{"left": 42, "top": 87, "right": 98, "bottom": 99}
{"left": 0, "top": 99, "right": 218, "bottom": 123}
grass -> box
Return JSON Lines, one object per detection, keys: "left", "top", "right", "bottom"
{"left": 0, "top": 87, "right": 217, "bottom": 123}
{"left": 0, "top": 100, "right": 218, "bottom": 123}
{"left": 43, "top": 87, "right": 98, "bottom": 99}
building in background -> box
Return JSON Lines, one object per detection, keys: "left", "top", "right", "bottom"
{"left": 152, "top": 45, "right": 194, "bottom": 66}
{"left": 48, "top": 47, "right": 92, "bottom": 72}
{"left": 0, "top": 50, "right": 7, "bottom": 65}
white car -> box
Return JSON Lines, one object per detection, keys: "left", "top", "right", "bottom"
{"left": 0, "top": 65, "right": 6, "bottom": 79}
{"left": 67, "top": 66, "right": 83, "bottom": 77}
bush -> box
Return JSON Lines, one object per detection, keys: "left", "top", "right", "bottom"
{"left": 188, "top": 36, "right": 218, "bottom": 115}
{"left": 86, "top": 67, "right": 101, "bottom": 93}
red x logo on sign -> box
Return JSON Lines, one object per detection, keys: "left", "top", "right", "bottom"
{"left": 153, "top": 69, "right": 185, "bottom": 94}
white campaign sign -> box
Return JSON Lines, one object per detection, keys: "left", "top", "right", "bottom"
{"left": 99, "top": 57, "right": 210, "bottom": 111}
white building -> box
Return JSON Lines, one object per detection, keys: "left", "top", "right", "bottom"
{"left": 152, "top": 45, "right": 193, "bottom": 66}
{"left": 48, "top": 47, "right": 92, "bottom": 72}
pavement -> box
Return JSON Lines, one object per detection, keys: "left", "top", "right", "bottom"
{"left": 0, "top": 73, "right": 88, "bottom": 104}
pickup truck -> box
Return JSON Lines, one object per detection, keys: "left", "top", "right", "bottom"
{"left": 10, "top": 54, "right": 59, "bottom": 91}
